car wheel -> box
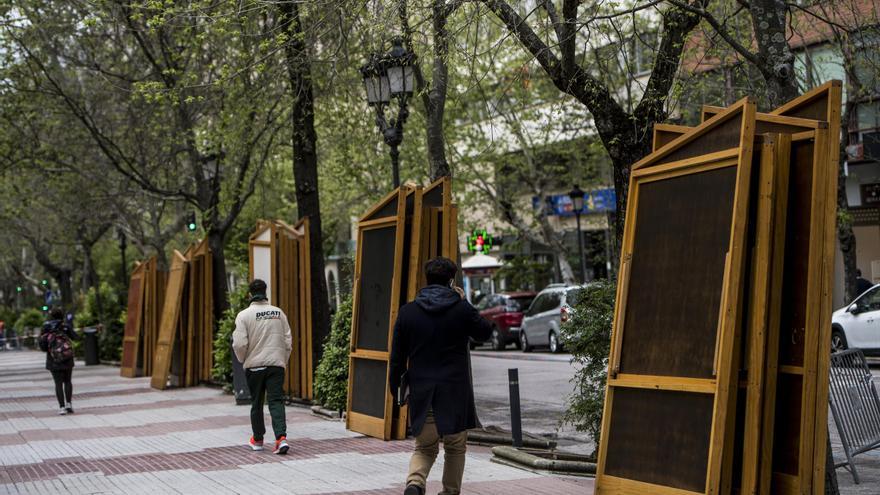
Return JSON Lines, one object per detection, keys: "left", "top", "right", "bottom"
{"left": 831, "top": 328, "right": 848, "bottom": 353}
{"left": 520, "top": 331, "right": 532, "bottom": 353}
{"left": 513, "top": 335, "right": 522, "bottom": 350}
{"left": 549, "top": 331, "right": 562, "bottom": 354}
{"left": 491, "top": 328, "right": 505, "bottom": 351}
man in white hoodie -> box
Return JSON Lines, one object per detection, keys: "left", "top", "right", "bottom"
{"left": 233, "top": 279, "right": 292, "bottom": 455}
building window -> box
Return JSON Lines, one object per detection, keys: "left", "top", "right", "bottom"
{"left": 853, "top": 102, "right": 880, "bottom": 163}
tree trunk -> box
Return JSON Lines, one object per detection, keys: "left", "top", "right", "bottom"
{"left": 207, "top": 230, "right": 230, "bottom": 321}
{"left": 278, "top": 1, "right": 331, "bottom": 366}
{"left": 749, "top": 0, "right": 799, "bottom": 108}
{"left": 57, "top": 269, "right": 73, "bottom": 307}
{"left": 839, "top": 105, "right": 859, "bottom": 303}
{"left": 426, "top": 0, "right": 451, "bottom": 180}
{"left": 825, "top": 433, "right": 840, "bottom": 494}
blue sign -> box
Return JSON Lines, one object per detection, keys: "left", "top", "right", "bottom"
{"left": 533, "top": 188, "right": 616, "bottom": 216}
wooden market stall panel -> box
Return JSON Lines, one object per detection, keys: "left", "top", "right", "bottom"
{"left": 247, "top": 218, "right": 314, "bottom": 400}
{"left": 629, "top": 83, "right": 841, "bottom": 494}
{"left": 120, "top": 256, "right": 166, "bottom": 378}
{"left": 346, "top": 187, "right": 409, "bottom": 440}
{"left": 596, "top": 99, "right": 757, "bottom": 494}
{"left": 120, "top": 263, "right": 146, "bottom": 378}
{"left": 151, "top": 251, "right": 188, "bottom": 390}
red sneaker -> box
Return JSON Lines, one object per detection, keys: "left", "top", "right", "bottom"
{"left": 273, "top": 436, "right": 289, "bottom": 455}
{"left": 249, "top": 436, "right": 264, "bottom": 451}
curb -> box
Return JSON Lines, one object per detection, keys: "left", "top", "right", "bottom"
{"left": 310, "top": 405, "right": 342, "bottom": 420}
{"left": 491, "top": 446, "right": 596, "bottom": 477}
{"left": 467, "top": 430, "right": 557, "bottom": 450}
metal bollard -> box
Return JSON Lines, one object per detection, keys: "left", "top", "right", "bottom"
{"left": 508, "top": 368, "right": 523, "bottom": 448}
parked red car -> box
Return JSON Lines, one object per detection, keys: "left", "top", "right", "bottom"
{"left": 474, "top": 292, "right": 537, "bottom": 350}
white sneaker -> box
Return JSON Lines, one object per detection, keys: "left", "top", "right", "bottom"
{"left": 58, "top": 407, "right": 67, "bottom": 415}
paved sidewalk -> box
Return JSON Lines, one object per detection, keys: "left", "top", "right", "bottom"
{"left": 0, "top": 351, "right": 591, "bottom": 494}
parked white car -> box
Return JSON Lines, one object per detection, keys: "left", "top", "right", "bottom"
{"left": 831, "top": 284, "right": 880, "bottom": 354}
{"left": 519, "top": 284, "right": 585, "bottom": 353}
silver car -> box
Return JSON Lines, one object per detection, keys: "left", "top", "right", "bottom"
{"left": 519, "top": 284, "right": 584, "bottom": 353}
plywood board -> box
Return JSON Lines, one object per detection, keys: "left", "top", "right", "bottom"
{"left": 150, "top": 251, "right": 188, "bottom": 390}
{"left": 120, "top": 262, "right": 146, "bottom": 378}
{"left": 596, "top": 99, "right": 756, "bottom": 494}
{"left": 347, "top": 187, "right": 408, "bottom": 440}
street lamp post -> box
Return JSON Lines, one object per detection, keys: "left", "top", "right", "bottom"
{"left": 569, "top": 185, "right": 587, "bottom": 283}
{"left": 117, "top": 227, "right": 127, "bottom": 305}
{"left": 360, "top": 38, "right": 415, "bottom": 188}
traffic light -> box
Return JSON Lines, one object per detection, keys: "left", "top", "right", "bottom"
{"left": 41, "top": 305, "right": 49, "bottom": 311}
{"left": 41, "top": 279, "right": 48, "bottom": 286}
{"left": 186, "top": 212, "right": 197, "bottom": 232}
{"left": 16, "top": 286, "right": 22, "bottom": 293}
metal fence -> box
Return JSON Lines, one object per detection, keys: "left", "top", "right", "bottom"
{"left": 829, "top": 348, "right": 880, "bottom": 483}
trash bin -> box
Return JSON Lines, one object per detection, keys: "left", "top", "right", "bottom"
{"left": 83, "top": 327, "right": 100, "bottom": 365}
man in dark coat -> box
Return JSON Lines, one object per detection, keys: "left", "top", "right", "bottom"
{"left": 389, "top": 257, "right": 493, "bottom": 495}
{"left": 856, "top": 269, "right": 874, "bottom": 296}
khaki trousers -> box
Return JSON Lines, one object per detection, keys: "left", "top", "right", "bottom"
{"left": 406, "top": 412, "right": 468, "bottom": 494}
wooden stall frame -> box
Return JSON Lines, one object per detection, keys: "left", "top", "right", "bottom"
{"left": 150, "top": 251, "right": 188, "bottom": 390}
{"left": 347, "top": 187, "right": 409, "bottom": 440}
{"left": 770, "top": 82, "right": 841, "bottom": 495}
{"left": 652, "top": 83, "right": 841, "bottom": 495}
{"left": 704, "top": 88, "right": 837, "bottom": 494}
{"left": 120, "top": 262, "right": 146, "bottom": 378}
{"left": 248, "top": 220, "right": 278, "bottom": 304}
{"left": 597, "top": 98, "right": 756, "bottom": 495}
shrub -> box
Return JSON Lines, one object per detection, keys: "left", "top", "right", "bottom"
{"left": 212, "top": 284, "right": 249, "bottom": 388}
{"left": 15, "top": 308, "right": 45, "bottom": 333}
{"left": 75, "top": 283, "right": 125, "bottom": 362}
{"left": 313, "top": 294, "right": 352, "bottom": 411}
{"left": 560, "top": 279, "right": 615, "bottom": 455}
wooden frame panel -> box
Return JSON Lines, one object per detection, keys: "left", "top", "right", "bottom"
{"left": 347, "top": 188, "right": 408, "bottom": 440}
{"left": 120, "top": 263, "right": 146, "bottom": 378}
{"left": 714, "top": 134, "right": 793, "bottom": 494}
{"left": 771, "top": 82, "right": 841, "bottom": 495}
{"left": 150, "top": 251, "right": 188, "bottom": 390}
{"left": 597, "top": 100, "right": 756, "bottom": 494}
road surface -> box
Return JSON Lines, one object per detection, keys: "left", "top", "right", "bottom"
{"left": 470, "top": 347, "right": 592, "bottom": 454}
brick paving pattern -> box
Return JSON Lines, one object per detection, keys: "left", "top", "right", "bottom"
{"left": 0, "top": 351, "right": 591, "bottom": 494}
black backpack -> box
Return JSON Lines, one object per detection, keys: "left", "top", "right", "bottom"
{"left": 42, "top": 323, "right": 74, "bottom": 363}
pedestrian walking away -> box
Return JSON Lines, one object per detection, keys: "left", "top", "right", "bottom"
{"left": 389, "top": 257, "right": 493, "bottom": 495}
{"left": 38, "top": 307, "right": 79, "bottom": 415}
{"left": 856, "top": 268, "right": 873, "bottom": 296}
{"left": 232, "top": 279, "right": 293, "bottom": 455}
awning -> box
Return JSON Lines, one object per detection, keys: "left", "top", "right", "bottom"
{"left": 461, "top": 253, "right": 502, "bottom": 270}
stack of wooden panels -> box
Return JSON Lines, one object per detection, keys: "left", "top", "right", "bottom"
{"left": 149, "top": 240, "right": 215, "bottom": 390}
{"left": 595, "top": 82, "right": 841, "bottom": 495}
{"left": 247, "top": 218, "right": 314, "bottom": 400}
{"left": 346, "top": 177, "right": 458, "bottom": 441}
{"left": 121, "top": 256, "right": 166, "bottom": 378}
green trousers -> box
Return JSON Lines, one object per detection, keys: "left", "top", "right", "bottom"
{"left": 246, "top": 366, "right": 286, "bottom": 441}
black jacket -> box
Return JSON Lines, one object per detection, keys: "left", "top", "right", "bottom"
{"left": 389, "top": 285, "right": 493, "bottom": 436}
{"left": 857, "top": 277, "right": 873, "bottom": 296}
{"left": 39, "top": 320, "right": 77, "bottom": 371}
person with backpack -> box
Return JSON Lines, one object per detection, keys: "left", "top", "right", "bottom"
{"left": 39, "top": 307, "right": 78, "bottom": 415}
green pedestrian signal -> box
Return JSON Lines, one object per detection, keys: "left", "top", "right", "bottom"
{"left": 41, "top": 305, "right": 49, "bottom": 311}
{"left": 41, "top": 279, "right": 48, "bottom": 286}
{"left": 186, "top": 212, "right": 197, "bottom": 232}
{"left": 16, "top": 286, "right": 22, "bottom": 292}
